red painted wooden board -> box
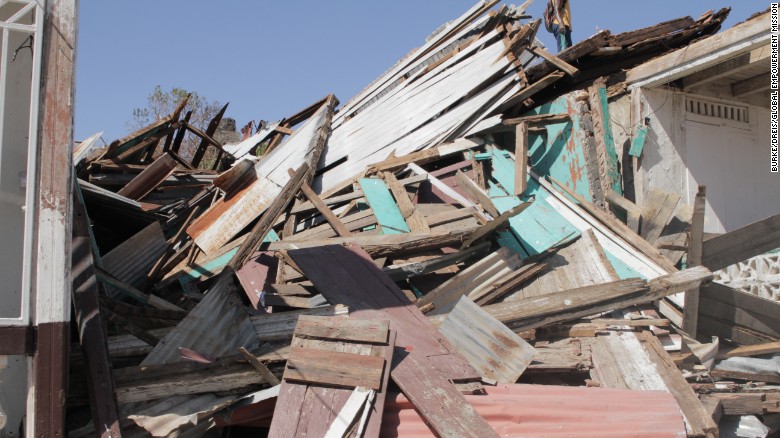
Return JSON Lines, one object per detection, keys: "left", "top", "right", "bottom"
{"left": 288, "top": 245, "right": 497, "bottom": 438}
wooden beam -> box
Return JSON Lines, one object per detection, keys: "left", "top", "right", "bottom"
{"left": 455, "top": 170, "right": 500, "bottom": 218}
{"left": 382, "top": 172, "right": 430, "bottom": 233}
{"left": 604, "top": 190, "right": 641, "bottom": 233}
{"left": 701, "top": 213, "right": 780, "bottom": 271}
{"left": 683, "top": 186, "right": 705, "bottom": 338}
{"left": 498, "top": 71, "right": 565, "bottom": 111}
{"left": 725, "top": 341, "right": 780, "bottom": 358}
{"left": 288, "top": 245, "right": 497, "bottom": 437}
{"left": 514, "top": 122, "right": 528, "bottom": 196}
{"left": 503, "top": 113, "right": 570, "bottom": 126}
{"left": 529, "top": 46, "right": 579, "bottom": 76}
{"left": 731, "top": 73, "right": 770, "bottom": 97}
{"left": 71, "top": 190, "right": 123, "bottom": 436}
{"left": 683, "top": 46, "right": 771, "bottom": 88}
{"left": 232, "top": 164, "right": 311, "bottom": 270}
{"left": 116, "top": 152, "right": 177, "bottom": 200}
{"left": 460, "top": 201, "right": 532, "bottom": 248}
{"left": 627, "top": 14, "right": 770, "bottom": 88}
{"left": 289, "top": 168, "right": 352, "bottom": 237}
{"left": 190, "top": 102, "right": 228, "bottom": 168}
{"left": 238, "top": 347, "right": 281, "bottom": 385}
{"left": 431, "top": 267, "right": 713, "bottom": 332}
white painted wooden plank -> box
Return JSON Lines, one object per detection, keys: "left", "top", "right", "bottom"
{"left": 323, "top": 387, "right": 373, "bottom": 438}
{"left": 406, "top": 163, "right": 490, "bottom": 222}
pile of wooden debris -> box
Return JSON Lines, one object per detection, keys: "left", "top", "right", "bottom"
{"left": 67, "top": 2, "right": 779, "bottom": 437}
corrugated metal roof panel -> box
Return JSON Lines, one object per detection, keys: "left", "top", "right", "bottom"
{"left": 381, "top": 384, "right": 687, "bottom": 438}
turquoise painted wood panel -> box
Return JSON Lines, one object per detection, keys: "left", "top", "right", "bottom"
{"left": 359, "top": 178, "right": 410, "bottom": 235}
{"left": 179, "top": 230, "right": 279, "bottom": 283}
{"left": 523, "top": 94, "right": 592, "bottom": 201}
{"left": 597, "top": 86, "right": 622, "bottom": 195}
{"left": 490, "top": 150, "right": 579, "bottom": 256}
{"left": 605, "top": 249, "right": 646, "bottom": 280}
{"left": 629, "top": 125, "right": 648, "bottom": 158}
{"left": 489, "top": 150, "right": 641, "bottom": 279}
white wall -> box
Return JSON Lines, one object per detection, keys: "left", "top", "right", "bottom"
{"left": 636, "top": 87, "right": 779, "bottom": 233}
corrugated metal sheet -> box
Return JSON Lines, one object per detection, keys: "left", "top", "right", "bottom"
{"left": 381, "top": 384, "right": 686, "bottom": 438}
{"left": 101, "top": 221, "right": 167, "bottom": 288}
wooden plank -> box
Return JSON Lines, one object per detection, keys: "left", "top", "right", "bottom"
{"left": 71, "top": 189, "right": 122, "bottom": 438}
{"left": 359, "top": 178, "right": 411, "bottom": 235}
{"left": 547, "top": 177, "right": 679, "bottom": 272}
{"left": 640, "top": 188, "right": 681, "bottom": 245}
{"left": 298, "top": 178, "right": 353, "bottom": 237}
{"left": 683, "top": 186, "right": 706, "bottom": 338}
{"left": 369, "top": 137, "right": 483, "bottom": 172}
{"left": 460, "top": 201, "right": 532, "bottom": 248}
{"left": 232, "top": 163, "right": 311, "bottom": 270}
{"left": 711, "top": 369, "right": 780, "bottom": 385}
{"left": 294, "top": 315, "right": 389, "bottom": 344}
{"left": 430, "top": 267, "right": 712, "bottom": 331}
{"left": 626, "top": 13, "right": 770, "bottom": 88}
{"left": 588, "top": 77, "right": 621, "bottom": 196}
{"left": 407, "top": 163, "right": 490, "bottom": 222}
{"left": 455, "top": 170, "right": 500, "bottom": 218}
{"left": 628, "top": 124, "right": 648, "bottom": 158}
{"left": 384, "top": 241, "right": 491, "bottom": 281}
{"left": 190, "top": 102, "right": 228, "bottom": 168}
{"left": 116, "top": 152, "right": 177, "bottom": 200}
{"left": 439, "top": 296, "right": 536, "bottom": 384}
{"left": 472, "top": 263, "right": 547, "bottom": 306}
{"left": 324, "top": 387, "right": 374, "bottom": 438}
{"left": 239, "top": 347, "right": 281, "bottom": 386}
{"left": 701, "top": 213, "right": 780, "bottom": 271}
{"left": 529, "top": 46, "right": 579, "bottom": 76}
{"left": 726, "top": 341, "right": 780, "bottom": 358}
{"left": 418, "top": 247, "right": 524, "bottom": 316}
{"left": 383, "top": 172, "right": 430, "bottom": 233}
{"left": 498, "top": 71, "right": 565, "bottom": 111}
{"left": 514, "top": 122, "right": 528, "bottom": 195}
{"left": 638, "top": 331, "right": 718, "bottom": 437}
{"left": 288, "top": 245, "right": 497, "bottom": 436}
{"left": 284, "top": 348, "right": 384, "bottom": 390}
{"left": 732, "top": 73, "right": 770, "bottom": 97}
{"left": 605, "top": 190, "right": 641, "bottom": 233}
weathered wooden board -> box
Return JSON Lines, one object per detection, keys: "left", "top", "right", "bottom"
{"left": 288, "top": 245, "right": 498, "bottom": 437}
{"left": 294, "top": 316, "right": 389, "bottom": 344}
{"left": 701, "top": 213, "right": 780, "bottom": 271}
{"left": 284, "top": 347, "right": 385, "bottom": 390}
{"left": 359, "top": 178, "right": 411, "bottom": 235}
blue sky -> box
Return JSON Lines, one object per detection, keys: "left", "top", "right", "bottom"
{"left": 75, "top": 1, "right": 768, "bottom": 142}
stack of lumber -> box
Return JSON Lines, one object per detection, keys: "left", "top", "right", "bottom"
{"left": 65, "top": 2, "right": 780, "bottom": 437}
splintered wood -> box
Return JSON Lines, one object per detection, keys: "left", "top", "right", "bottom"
{"left": 64, "top": 2, "right": 760, "bottom": 437}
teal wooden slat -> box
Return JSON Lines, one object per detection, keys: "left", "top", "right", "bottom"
{"left": 358, "top": 178, "right": 410, "bottom": 235}
{"left": 179, "top": 230, "right": 280, "bottom": 283}
{"left": 597, "top": 86, "right": 622, "bottom": 195}
{"left": 629, "top": 125, "right": 649, "bottom": 158}
{"left": 605, "top": 249, "right": 646, "bottom": 280}
{"left": 489, "top": 150, "right": 579, "bottom": 256}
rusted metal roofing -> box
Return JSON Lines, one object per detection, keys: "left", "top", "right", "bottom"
{"left": 381, "top": 384, "right": 686, "bottom": 438}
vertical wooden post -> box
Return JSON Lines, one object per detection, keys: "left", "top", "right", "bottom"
{"left": 190, "top": 103, "right": 228, "bottom": 168}
{"left": 683, "top": 185, "right": 706, "bottom": 338}
{"left": 72, "top": 187, "right": 123, "bottom": 437}
{"left": 31, "top": 0, "right": 78, "bottom": 434}
{"left": 514, "top": 122, "right": 528, "bottom": 196}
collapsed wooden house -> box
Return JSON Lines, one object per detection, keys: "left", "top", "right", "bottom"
{"left": 2, "top": 1, "right": 777, "bottom": 437}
